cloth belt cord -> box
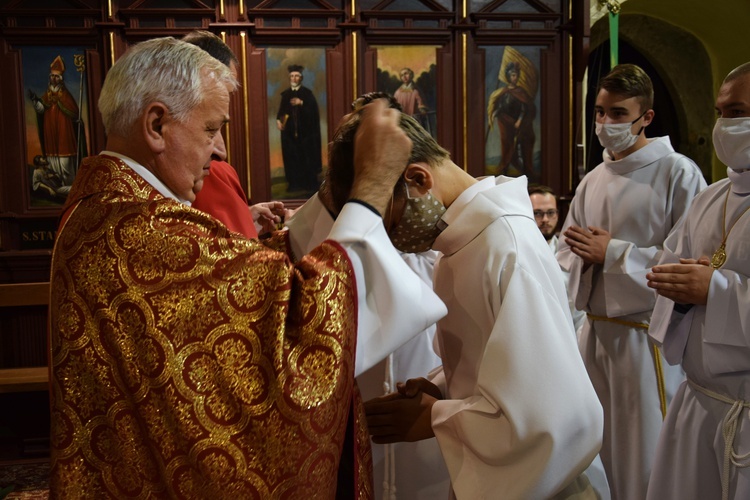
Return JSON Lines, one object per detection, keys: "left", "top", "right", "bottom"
{"left": 382, "top": 353, "right": 396, "bottom": 500}
{"left": 586, "top": 314, "right": 667, "bottom": 419}
{"left": 687, "top": 378, "right": 750, "bottom": 500}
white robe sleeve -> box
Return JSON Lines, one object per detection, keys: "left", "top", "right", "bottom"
{"left": 556, "top": 188, "right": 590, "bottom": 313}
{"left": 431, "top": 264, "right": 603, "bottom": 499}
{"left": 287, "top": 199, "right": 447, "bottom": 377}
{"left": 599, "top": 237, "right": 662, "bottom": 317}
{"left": 558, "top": 159, "right": 705, "bottom": 318}
{"left": 648, "top": 218, "right": 691, "bottom": 365}
{"left": 648, "top": 190, "right": 750, "bottom": 374}
{"left": 600, "top": 161, "right": 705, "bottom": 318}
{"left": 703, "top": 268, "right": 750, "bottom": 374}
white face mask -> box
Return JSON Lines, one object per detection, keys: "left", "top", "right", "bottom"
{"left": 713, "top": 117, "right": 750, "bottom": 171}
{"left": 595, "top": 111, "right": 646, "bottom": 154}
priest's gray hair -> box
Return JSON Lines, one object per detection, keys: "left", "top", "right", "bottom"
{"left": 98, "top": 37, "right": 237, "bottom": 137}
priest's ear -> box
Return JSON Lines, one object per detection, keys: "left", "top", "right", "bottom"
{"left": 143, "top": 102, "right": 169, "bottom": 153}
{"left": 403, "top": 163, "right": 434, "bottom": 198}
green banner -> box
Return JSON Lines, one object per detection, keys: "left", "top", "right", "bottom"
{"left": 609, "top": 11, "right": 619, "bottom": 68}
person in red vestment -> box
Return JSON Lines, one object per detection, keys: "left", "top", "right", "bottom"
{"left": 28, "top": 54, "right": 80, "bottom": 189}
{"left": 48, "top": 37, "right": 445, "bottom": 499}
{"left": 184, "top": 31, "right": 286, "bottom": 238}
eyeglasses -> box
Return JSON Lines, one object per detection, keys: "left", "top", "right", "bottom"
{"left": 533, "top": 209, "right": 558, "bottom": 220}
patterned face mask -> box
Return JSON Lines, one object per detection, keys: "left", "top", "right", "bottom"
{"left": 388, "top": 185, "right": 447, "bottom": 253}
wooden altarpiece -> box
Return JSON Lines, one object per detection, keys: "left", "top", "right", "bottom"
{"left": 0, "top": 0, "right": 589, "bottom": 380}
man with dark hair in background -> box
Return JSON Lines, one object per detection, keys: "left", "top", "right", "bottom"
{"left": 528, "top": 183, "right": 560, "bottom": 246}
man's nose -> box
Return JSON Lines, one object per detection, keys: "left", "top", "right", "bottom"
{"left": 213, "top": 131, "right": 227, "bottom": 161}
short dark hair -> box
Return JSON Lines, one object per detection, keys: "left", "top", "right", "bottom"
{"left": 528, "top": 183, "right": 557, "bottom": 199}
{"left": 351, "top": 92, "right": 402, "bottom": 112}
{"left": 327, "top": 95, "right": 449, "bottom": 214}
{"left": 182, "top": 30, "right": 238, "bottom": 69}
{"left": 597, "top": 64, "right": 654, "bottom": 113}
{"left": 725, "top": 62, "right": 750, "bottom": 84}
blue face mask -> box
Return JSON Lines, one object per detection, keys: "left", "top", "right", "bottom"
{"left": 388, "top": 186, "right": 447, "bottom": 253}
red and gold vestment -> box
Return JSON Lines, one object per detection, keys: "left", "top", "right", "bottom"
{"left": 49, "top": 155, "right": 372, "bottom": 498}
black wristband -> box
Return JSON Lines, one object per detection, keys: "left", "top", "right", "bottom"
{"left": 346, "top": 198, "right": 381, "bottom": 217}
{"left": 674, "top": 302, "right": 693, "bottom": 314}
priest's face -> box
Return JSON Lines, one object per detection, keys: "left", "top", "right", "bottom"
{"left": 530, "top": 192, "right": 558, "bottom": 241}
{"left": 154, "top": 76, "right": 230, "bottom": 202}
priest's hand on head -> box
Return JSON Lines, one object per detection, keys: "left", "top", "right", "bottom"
{"left": 364, "top": 377, "right": 440, "bottom": 444}
{"left": 349, "top": 98, "right": 412, "bottom": 217}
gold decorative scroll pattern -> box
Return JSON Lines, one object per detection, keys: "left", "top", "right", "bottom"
{"left": 49, "top": 156, "right": 362, "bottom": 498}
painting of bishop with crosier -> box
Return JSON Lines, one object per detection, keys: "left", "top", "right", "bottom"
{"left": 485, "top": 45, "right": 541, "bottom": 182}
{"left": 23, "top": 46, "right": 89, "bottom": 207}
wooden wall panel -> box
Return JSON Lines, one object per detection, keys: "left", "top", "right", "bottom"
{"left": 0, "top": 0, "right": 588, "bottom": 372}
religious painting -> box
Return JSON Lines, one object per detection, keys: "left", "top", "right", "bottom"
{"left": 373, "top": 45, "right": 439, "bottom": 139}
{"left": 22, "top": 45, "right": 90, "bottom": 208}
{"left": 266, "top": 47, "right": 328, "bottom": 200}
{"left": 483, "top": 45, "right": 542, "bottom": 183}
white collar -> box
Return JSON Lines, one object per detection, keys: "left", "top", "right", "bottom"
{"left": 441, "top": 176, "right": 495, "bottom": 227}
{"left": 602, "top": 136, "right": 675, "bottom": 174}
{"left": 728, "top": 167, "right": 750, "bottom": 194}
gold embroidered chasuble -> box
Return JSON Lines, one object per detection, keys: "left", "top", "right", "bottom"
{"left": 49, "top": 155, "right": 372, "bottom": 498}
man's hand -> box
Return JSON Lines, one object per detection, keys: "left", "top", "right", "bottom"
{"left": 364, "top": 377, "right": 441, "bottom": 444}
{"left": 646, "top": 257, "right": 713, "bottom": 305}
{"left": 564, "top": 225, "right": 611, "bottom": 265}
{"left": 348, "top": 99, "right": 412, "bottom": 217}
{"left": 250, "top": 201, "right": 285, "bottom": 235}
{"left": 396, "top": 377, "right": 443, "bottom": 400}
